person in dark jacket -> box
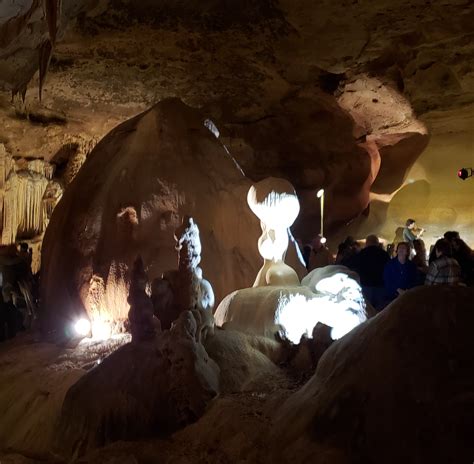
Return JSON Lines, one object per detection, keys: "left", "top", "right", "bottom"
{"left": 425, "top": 238, "right": 461, "bottom": 286}
{"left": 444, "top": 232, "right": 474, "bottom": 285}
{"left": 0, "top": 285, "right": 20, "bottom": 341}
{"left": 353, "top": 235, "right": 390, "bottom": 311}
{"left": 383, "top": 242, "right": 417, "bottom": 305}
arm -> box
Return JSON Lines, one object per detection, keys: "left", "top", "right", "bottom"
{"left": 403, "top": 228, "right": 417, "bottom": 242}
{"left": 415, "top": 227, "right": 425, "bottom": 239}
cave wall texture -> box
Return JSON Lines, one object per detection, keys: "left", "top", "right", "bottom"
{"left": 40, "top": 99, "right": 262, "bottom": 332}
{"left": 1, "top": 0, "right": 473, "bottom": 250}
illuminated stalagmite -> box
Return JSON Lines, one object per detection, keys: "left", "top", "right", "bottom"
{"left": 215, "top": 178, "right": 367, "bottom": 342}
{"left": 247, "top": 177, "right": 301, "bottom": 287}
{"left": 151, "top": 216, "right": 215, "bottom": 340}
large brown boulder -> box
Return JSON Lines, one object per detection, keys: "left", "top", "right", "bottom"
{"left": 272, "top": 285, "right": 474, "bottom": 464}
{"left": 40, "top": 99, "right": 261, "bottom": 334}
{"left": 56, "top": 311, "right": 220, "bottom": 459}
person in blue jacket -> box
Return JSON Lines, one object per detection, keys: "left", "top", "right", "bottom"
{"left": 383, "top": 241, "right": 417, "bottom": 305}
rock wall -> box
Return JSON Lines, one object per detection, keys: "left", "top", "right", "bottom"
{"left": 272, "top": 285, "right": 474, "bottom": 464}
{"left": 1, "top": 0, "right": 472, "bottom": 251}
{"left": 40, "top": 99, "right": 262, "bottom": 334}
{"left": 343, "top": 104, "right": 474, "bottom": 249}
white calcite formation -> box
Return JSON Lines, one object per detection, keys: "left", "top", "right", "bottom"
{"left": 247, "top": 177, "right": 302, "bottom": 287}
{"left": 215, "top": 179, "right": 366, "bottom": 343}
{"left": 0, "top": 149, "right": 59, "bottom": 246}
{"left": 151, "top": 216, "right": 215, "bottom": 341}
{"left": 0, "top": 146, "right": 63, "bottom": 274}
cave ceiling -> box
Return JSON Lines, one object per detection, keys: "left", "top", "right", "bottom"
{"left": 0, "top": 0, "right": 473, "bottom": 238}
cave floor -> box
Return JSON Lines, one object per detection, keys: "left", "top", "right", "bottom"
{"left": 0, "top": 333, "right": 299, "bottom": 464}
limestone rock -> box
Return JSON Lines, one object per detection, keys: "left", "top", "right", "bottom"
{"left": 1, "top": 0, "right": 473, "bottom": 249}
{"left": 57, "top": 310, "right": 220, "bottom": 459}
{"left": 272, "top": 285, "right": 474, "bottom": 464}
{"left": 204, "top": 329, "right": 286, "bottom": 393}
{"left": 40, "top": 99, "right": 261, "bottom": 334}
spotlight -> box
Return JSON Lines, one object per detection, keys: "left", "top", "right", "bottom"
{"left": 457, "top": 168, "right": 473, "bottom": 180}
{"left": 316, "top": 189, "right": 324, "bottom": 198}
{"left": 320, "top": 236, "right": 327, "bottom": 244}
{"left": 92, "top": 319, "right": 112, "bottom": 340}
{"left": 74, "top": 318, "right": 91, "bottom": 337}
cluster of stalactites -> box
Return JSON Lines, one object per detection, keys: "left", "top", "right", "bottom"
{"left": 2, "top": 170, "right": 49, "bottom": 244}
{"left": 0, "top": 146, "right": 60, "bottom": 245}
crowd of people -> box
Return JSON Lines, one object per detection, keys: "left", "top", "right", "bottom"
{"left": 301, "top": 219, "right": 474, "bottom": 312}
{"left": 0, "top": 243, "right": 36, "bottom": 342}
{"left": 1, "top": 219, "right": 472, "bottom": 340}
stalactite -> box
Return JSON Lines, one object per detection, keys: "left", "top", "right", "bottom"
{"left": 43, "top": 0, "right": 60, "bottom": 44}
{"left": 2, "top": 170, "right": 49, "bottom": 245}
{"left": 0, "top": 151, "right": 60, "bottom": 246}
{"left": 38, "top": 39, "right": 53, "bottom": 101}
{"left": 27, "top": 159, "right": 54, "bottom": 179}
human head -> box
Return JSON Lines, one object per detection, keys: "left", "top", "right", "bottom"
{"left": 343, "top": 236, "right": 356, "bottom": 247}
{"left": 444, "top": 231, "right": 460, "bottom": 242}
{"left": 311, "top": 235, "right": 323, "bottom": 250}
{"left": 413, "top": 238, "right": 425, "bottom": 255}
{"left": 396, "top": 242, "right": 410, "bottom": 261}
{"left": 444, "top": 231, "right": 461, "bottom": 251}
{"left": 406, "top": 219, "right": 416, "bottom": 229}
{"left": 365, "top": 234, "right": 379, "bottom": 248}
{"left": 19, "top": 242, "right": 28, "bottom": 252}
{"left": 434, "top": 238, "right": 452, "bottom": 258}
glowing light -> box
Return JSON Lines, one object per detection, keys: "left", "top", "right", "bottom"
{"left": 91, "top": 319, "right": 112, "bottom": 340}
{"left": 74, "top": 318, "right": 91, "bottom": 337}
{"left": 248, "top": 189, "right": 300, "bottom": 231}
{"left": 320, "top": 236, "right": 327, "bottom": 244}
{"left": 458, "top": 167, "right": 473, "bottom": 180}
{"left": 316, "top": 188, "right": 325, "bottom": 238}
{"left": 204, "top": 119, "right": 220, "bottom": 138}
{"left": 247, "top": 179, "right": 301, "bottom": 287}
{"left": 276, "top": 273, "right": 366, "bottom": 343}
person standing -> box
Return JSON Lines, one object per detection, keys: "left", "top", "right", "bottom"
{"left": 425, "top": 238, "right": 461, "bottom": 286}
{"left": 444, "top": 231, "right": 474, "bottom": 285}
{"left": 403, "top": 219, "right": 425, "bottom": 249}
{"left": 383, "top": 242, "right": 417, "bottom": 305}
{"left": 412, "top": 239, "right": 429, "bottom": 285}
{"left": 308, "top": 235, "right": 333, "bottom": 271}
{"left": 353, "top": 235, "right": 390, "bottom": 311}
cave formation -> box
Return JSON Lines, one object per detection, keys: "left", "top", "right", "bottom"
{"left": 0, "top": 1, "right": 473, "bottom": 463}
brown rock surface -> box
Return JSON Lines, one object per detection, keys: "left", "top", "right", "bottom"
{"left": 272, "top": 285, "right": 474, "bottom": 464}
{"left": 57, "top": 311, "right": 220, "bottom": 459}
{"left": 1, "top": 0, "right": 473, "bottom": 246}
{"left": 1, "top": 286, "right": 473, "bottom": 463}
{"left": 40, "top": 98, "right": 261, "bottom": 333}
